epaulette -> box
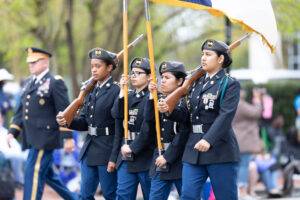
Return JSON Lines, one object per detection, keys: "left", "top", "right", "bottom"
{"left": 54, "top": 75, "right": 63, "bottom": 80}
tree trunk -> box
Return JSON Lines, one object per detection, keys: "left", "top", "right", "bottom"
{"left": 65, "top": 0, "right": 79, "bottom": 98}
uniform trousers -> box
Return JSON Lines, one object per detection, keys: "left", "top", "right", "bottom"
{"left": 23, "top": 148, "right": 78, "bottom": 200}
{"left": 116, "top": 161, "right": 150, "bottom": 200}
{"left": 181, "top": 162, "right": 238, "bottom": 200}
{"left": 149, "top": 172, "right": 181, "bottom": 200}
{"left": 80, "top": 156, "right": 117, "bottom": 200}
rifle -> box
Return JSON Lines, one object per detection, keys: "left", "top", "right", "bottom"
{"left": 60, "top": 34, "right": 144, "bottom": 126}
{"left": 165, "top": 33, "right": 250, "bottom": 113}
{"left": 165, "top": 67, "right": 205, "bottom": 113}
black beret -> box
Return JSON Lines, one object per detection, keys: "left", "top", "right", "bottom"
{"left": 88, "top": 48, "right": 117, "bottom": 69}
{"left": 26, "top": 47, "right": 52, "bottom": 62}
{"left": 130, "top": 57, "right": 150, "bottom": 74}
{"left": 201, "top": 39, "right": 232, "bottom": 68}
{"left": 159, "top": 61, "right": 187, "bottom": 76}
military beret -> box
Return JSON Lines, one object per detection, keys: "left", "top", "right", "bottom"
{"left": 130, "top": 57, "right": 150, "bottom": 74}
{"left": 159, "top": 61, "right": 187, "bottom": 76}
{"left": 26, "top": 47, "right": 52, "bottom": 63}
{"left": 201, "top": 39, "right": 232, "bottom": 68}
{"left": 88, "top": 48, "right": 117, "bottom": 69}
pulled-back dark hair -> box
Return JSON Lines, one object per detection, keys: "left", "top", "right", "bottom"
{"left": 169, "top": 71, "right": 186, "bottom": 86}
{"left": 215, "top": 51, "right": 232, "bottom": 68}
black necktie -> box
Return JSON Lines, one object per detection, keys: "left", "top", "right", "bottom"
{"left": 203, "top": 76, "right": 210, "bottom": 88}
{"left": 94, "top": 86, "right": 100, "bottom": 96}
{"left": 29, "top": 78, "right": 36, "bottom": 89}
{"left": 204, "top": 76, "right": 210, "bottom": 84}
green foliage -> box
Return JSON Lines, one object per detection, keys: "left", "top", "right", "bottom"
{"left": 272, "top": 0, "right": 300, "bottom": 37}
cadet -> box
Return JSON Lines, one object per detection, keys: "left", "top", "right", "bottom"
{"left": 147, "top": 61, "right": 189, "bottom": 200}
{"left": 180, "top": 39, "right": 241, "bottom": 200}
{"left": 111, "top": 57, "right": 154, "bottom": 200}
{"left": 7, "top": 47, "right": 77, "bottom": 200}
{"left": 57, "top": 48, "right": 119, "bottom": 200}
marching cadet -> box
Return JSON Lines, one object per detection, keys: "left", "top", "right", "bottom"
{"left": 110, "top": 57, "right": 154, "bottom": 200}
{"left": 180, "top": 39, "right": 241, "bottom": 200}
{"left": 146, "top": 61, "right": 190, "bottom": 200}
{"left": 7, "top": 47, "right": 77, "bottom": 200}
{"left": 57, "top": 48, "right": 120, "bottom": 200}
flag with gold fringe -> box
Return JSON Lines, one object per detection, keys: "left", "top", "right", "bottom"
{"left": 150, "top": 0, "right": 278, "bottom": 52}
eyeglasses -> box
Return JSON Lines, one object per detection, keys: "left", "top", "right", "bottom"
{"left": 130, "top": 71, "right": 146, "bottom": 76}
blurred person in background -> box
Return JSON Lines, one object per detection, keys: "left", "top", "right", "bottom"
{"left": 53, "top": 130, "right": 80, "bottom": 192}
{"left": 294, "top": 89, "right": 300, "bottom": 138}
{"left": 0, "top": 113, "right": 27, "bottom": 188}
{"left": 0, "top": 68, "right": 14, "bottom": 127}
{"left": 251, "top": 116, "right": 285, "bottom": 198}
{"left": 7, "top": 47, "right": 77, "bottom": 200}
{"left": 232, "top": 88, "right": 263, "bottom": 200}
{"left": 259, "top": 88, "right": 274, "bottom": 152}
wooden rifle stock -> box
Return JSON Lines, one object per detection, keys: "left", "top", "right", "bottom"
{"left": 60, "top": 34, "right": 144, "bottom": 127}
{"left": 61, "top": 77, "right": 97, "bottom": 126}
{"left": 165, "top": 67, "right": 206, "bottom": 113}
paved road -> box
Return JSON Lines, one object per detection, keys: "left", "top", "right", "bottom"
{"left": 15, "top": 186, "right": 300, "bottom": 200}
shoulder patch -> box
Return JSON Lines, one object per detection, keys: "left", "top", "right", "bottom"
{"left": 54, "top": 75, "right": 63, "bottom": 80}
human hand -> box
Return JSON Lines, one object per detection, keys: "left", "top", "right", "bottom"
{"left": 120, "top": 74, "right": 129, "bottom": 88}
{"left": 107, "top": 161, "right": 116, "bottom": 172}
{"left": 56, "top": 112, "right": 67, "bottom": 126}
{"left": 158, "top": 98, "right": 169, "bottom": 113}
{"left": 148, "top": 80, "right": 157, "bottom": 94}
{"left": 155, "top": 155, "right": 167, "bottom": 168}
{"left": 194, "top": 139, "right": 211, "bottom": 152}
{"left": 121, "top": 144, "right": 132, "bottom": 158}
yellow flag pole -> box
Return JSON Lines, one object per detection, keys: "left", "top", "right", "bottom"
{"left": 144, "top": 0, "right": 164, "bottom": 155}
{"left": 123, "top": 0, "right": 129, "bottom": 144}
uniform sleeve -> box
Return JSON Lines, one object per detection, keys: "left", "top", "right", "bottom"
{"left": 129, "top": 119, "right": 156, "bottom": 155}
{"left": 166, "top": 98, "right": 190, "bottom": 123}
{"left": 8, "top": 101, "right": 23, "bottom": 138}
{"left": 69, "top": 99, "right": 89, "bottom": 131}
{"left": 144, "top": 98, "right": 155, "bottom": 122}
{"left": 52, "top": 78, "right": 70, "bottom": 114}
{"left": 52, "top": 78, "right": 73, "bottom": 138}
{"left": 111, "top": 96, "right": 124, "bottom": 119}
{"left": 109, "top": 118, "right": 123, "bottom": 163}
{"left": 163, "top": 100, "right": 190, "bottom": 163}
{"left": 203, "top": 80, "right": 240, "bottom": 146}
{"left": 129, "top": 97, "right": 156, "bottom": 154}
{"left": 163, "top": 121, "right": 190, "bottom": 164}
{"left": 109, "top": 85, "right": 121, "bottom": 162}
